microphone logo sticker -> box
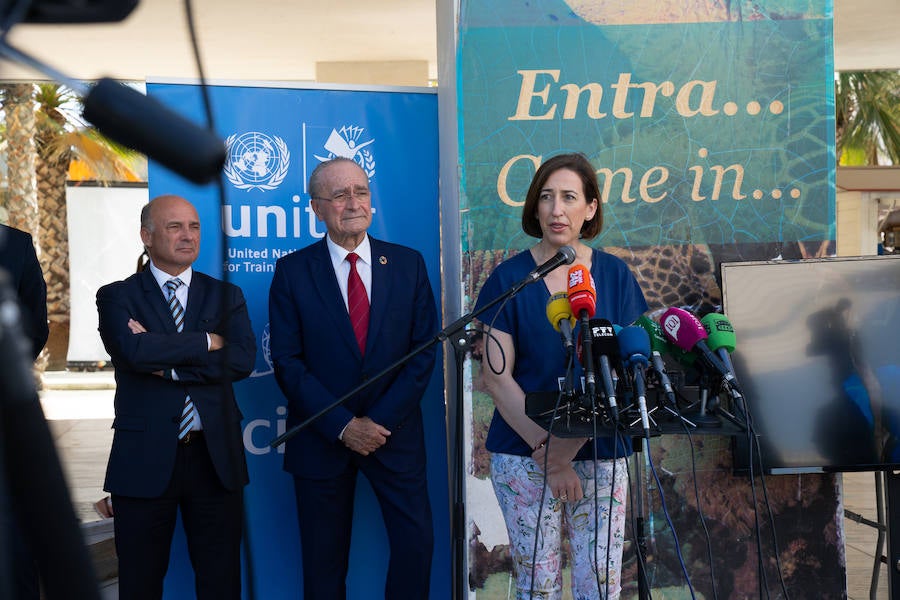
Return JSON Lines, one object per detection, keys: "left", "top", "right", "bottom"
{"left": 224, "top": 132, "right": 291, "bottom": 191}
{"left": 568, "top": 268, "right": 586, "bottom": 288}
{"left": 313, "top": 125, "right": 377, "bottom": 179}
{"left": 592, "top": 325, "right": 614, "bottom": 338}
{"left": 663, "top": 314, "right": 681, "bottom": 340}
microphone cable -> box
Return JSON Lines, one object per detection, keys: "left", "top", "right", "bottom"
{"left": 527, "top": 350, "right": 574, "bottom": 600}
{"left": 741, "top": 392, "right": 790, "bottom": 600}
{"left": 668, "top": 389, "right": 719, "bottom": 600}
{"left": 603, "top": 413, "right": 628, "bottom": 599}
{"left": 181, "top": 1, "right": 257, "bottom": 598}
{"left": 635, "top": 364, "right": 695, "bottom": 598}
{"left": 646, "top": 438, "right": 696, "bottom": 599}
{"left": 744, "top": 405, "right": 768, "bottom": 599}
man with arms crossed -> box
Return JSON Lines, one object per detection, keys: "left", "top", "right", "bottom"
{"left": 96, "top": 194, "right": 255, "bottom": 599}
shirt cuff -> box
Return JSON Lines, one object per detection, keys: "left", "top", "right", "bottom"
{"left": 338, "top": 420, "right": 352, "bottom": 442}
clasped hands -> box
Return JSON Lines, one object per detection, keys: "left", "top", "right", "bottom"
{"left": 532, "top": 435, "right": 587, "bottom": 503}
{"left": 341, "top": 416, "right": 391, "bottom": 456}
{"left": 127, "top": 318, "right": 225, "bottom": 377}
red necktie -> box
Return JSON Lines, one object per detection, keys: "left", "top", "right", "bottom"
{"left": 347, "top": 253, "right": 369, "bottom": 355}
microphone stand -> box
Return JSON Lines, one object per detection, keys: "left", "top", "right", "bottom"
{"left": 448, "top": 329, "right": 477, "bottom": 600}
{"left": 631, "top": 436, "right": 652, "bottom": 600}
{"left": 268, "top": 264, "right": 564, "bottom": 600}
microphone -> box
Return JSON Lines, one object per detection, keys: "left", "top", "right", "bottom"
{"left": 527, "top": 245, "right": 576, "bottom": 283}
{"left": 82, "top": 78, "right": 227, "bottom": 184}
{"left": 0, "top": 37, "right": 224, "bottom": 184}
{"left": 660, "top": 307, "right": 740, "bottom": 393}
{"left": 701, "top": 312, "right": 739, "bottom": 385}
{"left": 545, "top": 292, "right": 575, "bottom": 354}
{"left": 618, "top": 325, "right": 652, "bottom": 437}
{"left": 567, "top": 264, "right": 597, "bottom": 398}
{"left": 566, "top": 264, "right": 595, "bottom": 319}
{"left": 589, "top": 318, "right": 620, "bottom": 422}
{"left": 634, "top": 315, "right": 677, "bottom": 403}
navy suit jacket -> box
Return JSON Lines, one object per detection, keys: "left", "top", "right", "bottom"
{"left": 269, "top": 237, "right": 438, "bottom": 479}
{"left": 0, "top": 224, "right": 48, "bottom": 360}
{"left": 97, "top": 268, "right": 256, "bottom": 498}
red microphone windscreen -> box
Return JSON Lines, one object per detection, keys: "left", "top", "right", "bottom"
{"left": 566, "top": 264, "right": 596, "bottom": 318}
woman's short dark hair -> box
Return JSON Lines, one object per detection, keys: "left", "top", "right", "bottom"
{"left": 521, "top": 153, "right": 603, "bottom": 240}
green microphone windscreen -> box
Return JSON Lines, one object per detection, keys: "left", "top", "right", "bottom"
{"left": 701, "top": 313, "right": 736, "bottom": 354}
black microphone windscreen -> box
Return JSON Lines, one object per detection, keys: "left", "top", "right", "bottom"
{"left": 589, "top": 318, "right": 619, "bottom": 358}
{"left": 82, "top": 78, "right": 226, "bottom": 184}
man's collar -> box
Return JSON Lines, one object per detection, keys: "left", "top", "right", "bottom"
{"left": 325, "top": 234, "right": 371, "bottom": 264}
{"left": 148, "top": 261, "right": 193, "bottom": 288}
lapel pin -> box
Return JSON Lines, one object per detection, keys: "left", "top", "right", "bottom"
{"left": 379, "top": 256, "right": 387, "bottom": 265}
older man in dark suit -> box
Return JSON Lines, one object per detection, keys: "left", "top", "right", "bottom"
{"left": 269, "top": 158, "right": 438, "bottom": 599}
{"left": 96, "top": 194, "right": 255, "bottom": 599}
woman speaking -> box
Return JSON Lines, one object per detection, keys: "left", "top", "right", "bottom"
{"left": 474, "top": 152, "right": 648, "bottom": 599}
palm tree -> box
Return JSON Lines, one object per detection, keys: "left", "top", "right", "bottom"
{"left": 2, "top": 82, "right": 145, "bottom": 369}
{"left": 835, "top": 70, "right": 900, "bottom": 166}
{"left": 0, "top": 83, "right": 38, "bottom": 233}
{"left": 32, "top": 82, "right": 145, "bottom": 369}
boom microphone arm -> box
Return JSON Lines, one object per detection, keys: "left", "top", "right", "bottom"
{"left": 269, "top": 248, "right": 575, "bottom": 448}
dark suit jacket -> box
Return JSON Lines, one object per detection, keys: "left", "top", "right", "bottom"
{"left": 97, "top": 268, "right": 256, "bottom": 498}
{"left": 0, "top": 224, "right": 49, "bottom": 360}
{"left": 268, "top": 237, "right": 438, "bottom": 479}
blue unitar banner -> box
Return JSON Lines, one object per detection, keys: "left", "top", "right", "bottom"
{"left": 147, "top": 81, "right": 448, "bottom": 599}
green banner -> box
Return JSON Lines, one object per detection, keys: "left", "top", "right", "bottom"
{"left": 459, "top": 0, "right": 835, "bottom": 252}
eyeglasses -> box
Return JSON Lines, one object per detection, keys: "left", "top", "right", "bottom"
{"left": 313, "top": 188, "right": 371, "bottom": 205}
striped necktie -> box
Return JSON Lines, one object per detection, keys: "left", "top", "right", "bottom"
{"left": 346, "top": 253, "right": 369, "bottom": 355}
{"left": 165, "top": 278, "right": 197, "bottom": 439}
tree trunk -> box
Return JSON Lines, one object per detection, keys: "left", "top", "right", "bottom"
{"left": 35, "top": 152, "right": 71, "bottom": 370}
{"left": 1, "top": 83, "right": 48, "bottom": 376}
{"left": 1, "top": 83, "right": 38, "bottom": 233}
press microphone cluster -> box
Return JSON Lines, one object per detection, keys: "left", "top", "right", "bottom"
{"left": 530, "top": 302, "right": 746, "bottom": 437}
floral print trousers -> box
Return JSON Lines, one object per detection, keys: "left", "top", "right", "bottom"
{"left": 490, "top": 453, "right": 628, "bottom": 600}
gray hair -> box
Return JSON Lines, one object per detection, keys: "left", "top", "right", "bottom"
{"left": 308, "top": 157, "right": 366, "bottom": 199}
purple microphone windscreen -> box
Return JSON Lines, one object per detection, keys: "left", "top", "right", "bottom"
{"left": 660, "top": 306, "right": 707, "bottom": 352}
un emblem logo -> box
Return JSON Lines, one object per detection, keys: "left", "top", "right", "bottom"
{"left": 224, "top": 132, "right": 290, "bottom": 191}
{"left": 250, "top": 322, "right": 273, "bottom": 378}
{"left": 313, "top": 125, "right": 376, "bottom": 178}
